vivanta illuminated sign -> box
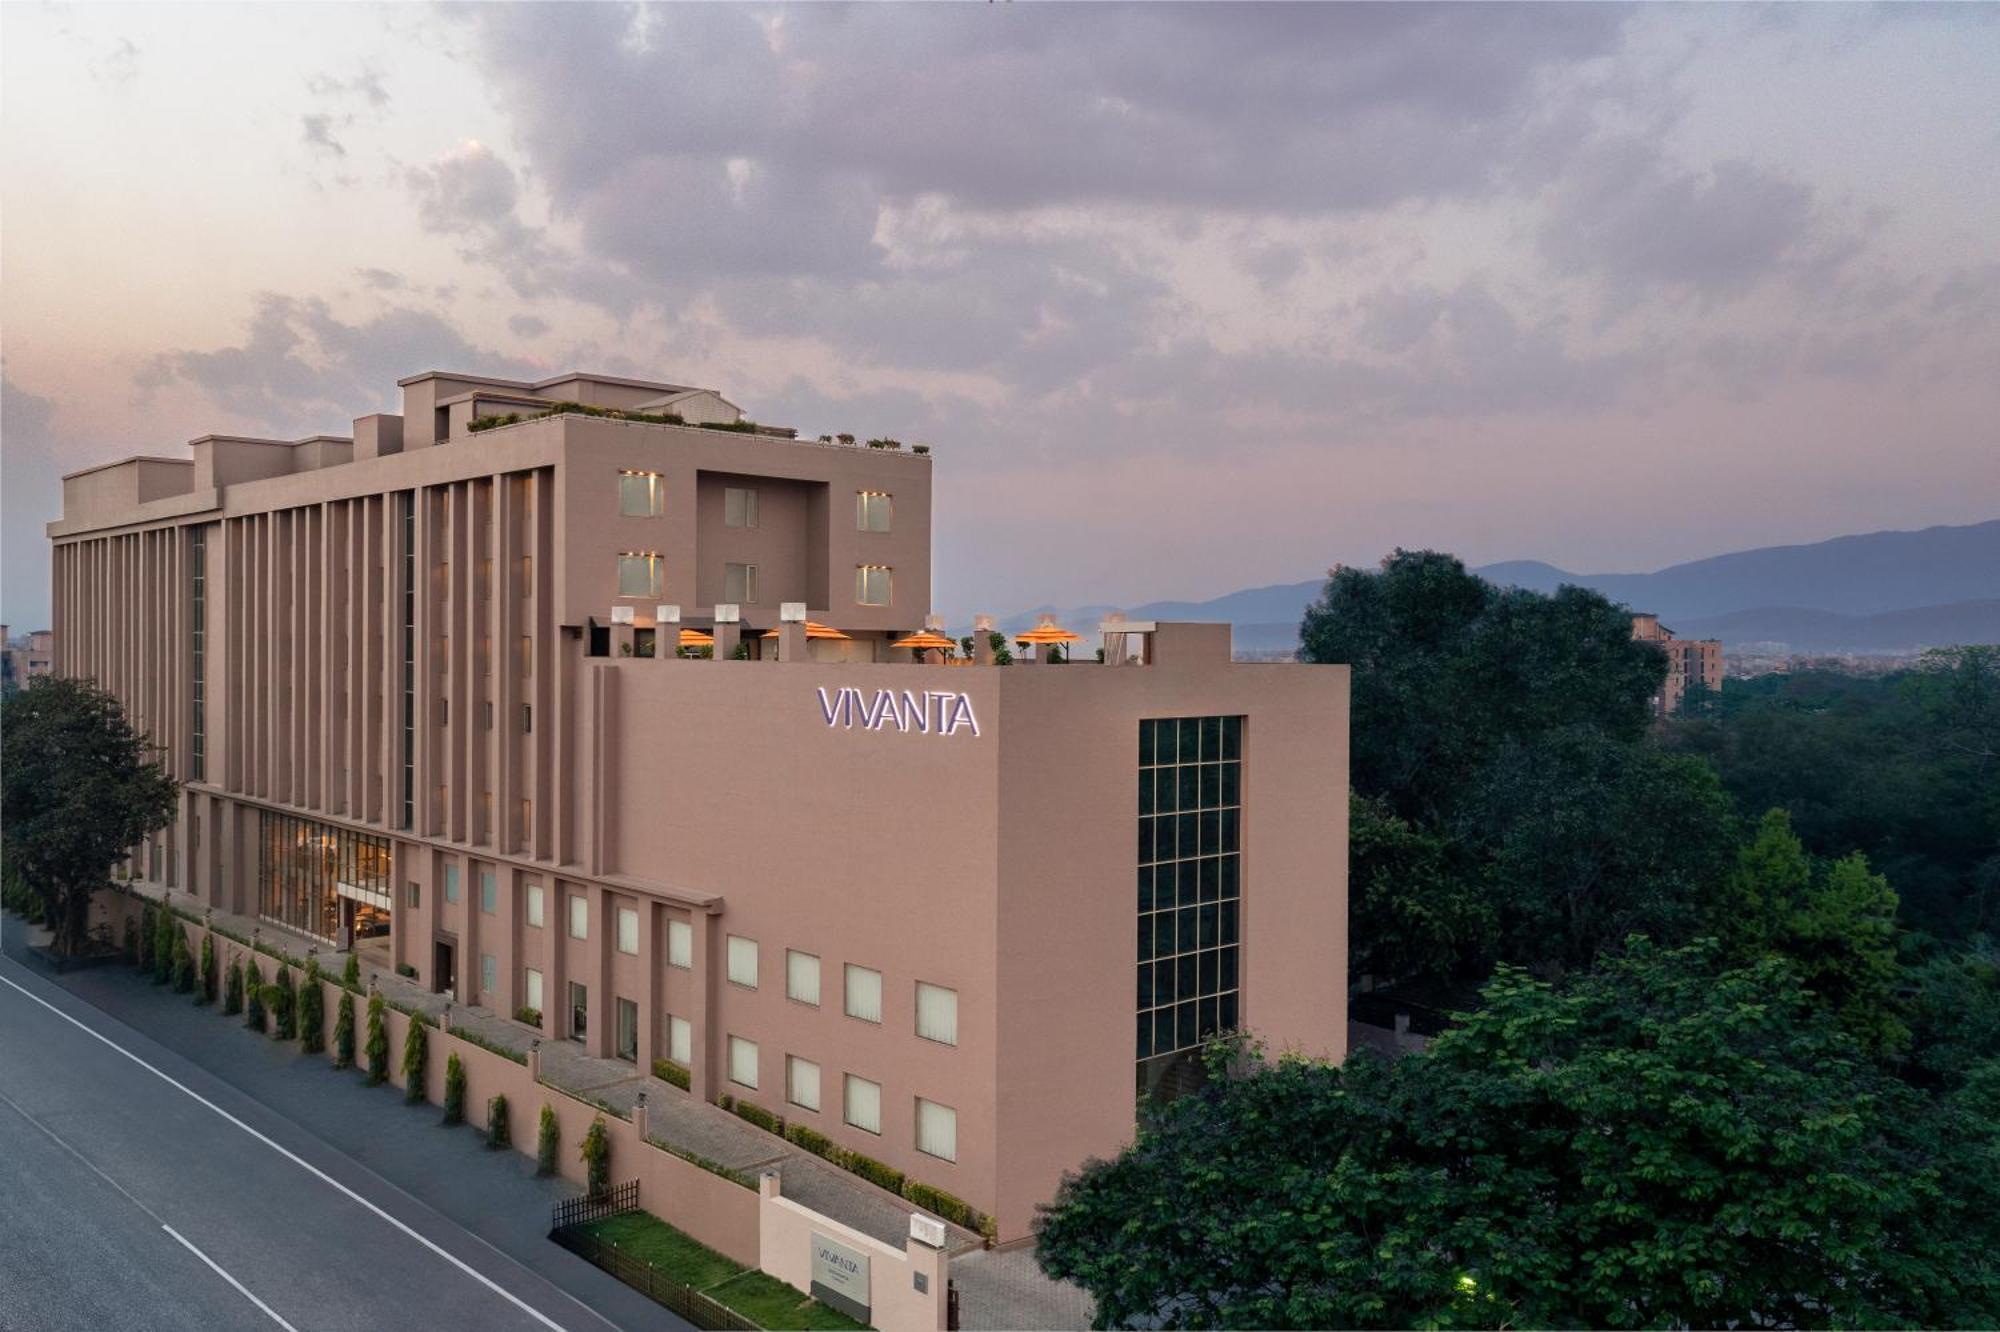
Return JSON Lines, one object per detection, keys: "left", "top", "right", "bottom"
{"left": 816, "top": 686, "right": 981, "bottom": 737}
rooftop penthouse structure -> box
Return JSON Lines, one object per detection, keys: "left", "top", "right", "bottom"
{"left": 46, "top": 367, "right": 1349, "bottom": 1239}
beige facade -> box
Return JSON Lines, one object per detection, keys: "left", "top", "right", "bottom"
{"left": 47, "top": 368, "right": 1349, "bottom": 1239}
{"left": 1632, "top": 612, "right": 1724, "bottom": 715}
{"left": 2, "top": 626, "right": 56, "bottom": 689}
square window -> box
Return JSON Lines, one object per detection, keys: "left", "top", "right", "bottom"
{"left": 727, "top": 935, "right": 759, "bottom": 988}
{"left": 915, "top": 982, "right": 957, "bottom": 1046}
{"left": 724, "top": 487, "right": 759, "bottom": 529}
{"left": 727, "top": 1036, "right": 759, "bottom": 1089}
{"left": 568, "top": 894, "right": 588, "bottom": 940}
{"left": 787, "top": 1056, "right": 821, "bottom": 1112}
{"left": 843, "top": 1075, "right": 881, "bottom": 1134}
{"left": 787, "top": 950, "right": 821, "bottom": 1006}
{"left": 619, "top": 471, "right": 665, "bottom": 517}
{"left": 856, "top": 492, "right": 892, "bottom": 533}
{"left": 668, "top": 919, "right": 692, "bottom": 969}
{"left": 845, "top": 964, "right": 882, "bottom": 1023}
{"left": 723, "top": 562, "right": 759, "bottom": 605}
{"left": 855, "top": 565, "right": 892, "bottom": 607}
{"left": 916, "top": 1098, "right": 957, "bottom": 1163}
{"left": 617, "top": 554, "right": 663, "bottom": 599}
{"left": 617, "top": 905, "right": 639, "bottom": 955}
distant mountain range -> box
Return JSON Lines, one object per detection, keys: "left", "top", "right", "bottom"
{"left": 993, "top": 519, "right": 2000, "bottom": 655}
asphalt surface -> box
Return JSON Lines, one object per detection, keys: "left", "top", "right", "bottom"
{"left": 0, "top": 918, "right": 687, "bottom": 1332}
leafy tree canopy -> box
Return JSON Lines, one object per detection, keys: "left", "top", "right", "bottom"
{"left": 0, "top": 677, "right": 178, "bottom": 952}
{"left": 1038, "top": 940, "right": 1999, "bottom": 1330}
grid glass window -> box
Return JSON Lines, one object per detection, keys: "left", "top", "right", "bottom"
{"left": 668, "top": 919, "right": 692, "bottom": 969}
{"left": 255, "top": 811, "right": 392, "bottom": 943}
{"left": 915, "top": 983, "right": 958, "bottom": 1047}
{"left": 724, "top": 562, "right": 759, "bottom": 605}
{"left": 723, "top": 487, "right": 759, "bottom": 528}
{"left": 525, "top": 968, "right": 544, "bottom": 1015}
{"left": 855, "top": 565, "right": 892, "bottom": 606}
{"left": 526, "top": 882, "right": 545, "bottom": 928}
{"left": 728, "top": 1036, "right": 759, "bottom": 1088}
{"left": 727, "top": 935, "right": 759, "bottom": 988}
{"left": 617, "top": 553, "right": 663, "bottom": 598}
{"left": 568, "top": 894, "right": 589, "bottom": 940}
{"left": 843, "top": 1074, "right": 881, "bottom": 1134}
{"left": 787, "top": 950, "right": 821, "bottom": 1006}
{"left": 619, "top": 470, "right": 665, "bottom": 517}
{"left": 479, "top": 869, "right": 497, "bottom": 914}
{"left": 845, "top": 965, "right": 883, "bottom": 1023}
{"left": 617, "top": 905, "right": 640, "bottom": 955}
{"left": 856, "top": 491, "right": 892, "bottom": 533}
{"left": 1136, "top": 716, "right": 1244, "bottom": 1105}
{"left": 668, "top": 1015, "right": 692, "bottom": 1065}
{"left": 916, "top": 1098, "right": 957, "bottom": 1162}
{"left": 787, "top": 1056, "right": 821, "bottom": 1112}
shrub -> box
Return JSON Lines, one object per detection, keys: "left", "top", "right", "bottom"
{"left": 912, "top": 443, "right": 931, "bottom": 456}
{"left": 171, "top": 928, "right": 195, "bottom": 993}
{"left": 298, "top": 963, "right": 325, "bottom": 1054}
{"left": 784, "top": 1122, "right": 834, "bottom": 1157}
{"left": 401, "top": 1015, "right": 428, "bottom": 1104}
{"left": 652, "top": 1058, "right": 691, "bottom": 1091}
{"left": 135, "top": 904, "right": 154, "bottom": 972}
{"left": 364, "top": 992, "right": 389, "bottom": 1084}
{"left": 122, "top": 912, "right": 137, "bottom": 963}
{"left": 903, "top": 1180, "right": 989, "bottom": 1235}
{"left": 836, "top": 433, "right": 856, "bottom": 445}
{"left": 842, "top": 1150, "right": 906, "bottom": 1196}
{"left": 332, "top": 990, "right": 355, "bottom": 1069}
{"left": 515, "top": 1006, "right": 542, "bottom": 1027}
{"left": 579, "top": 1115, "right": 611, "bottom": 1197}
{"left": 718, "top": 1092, "right": 734, "bottom": 1112}
{"left": 151, "top": 904, "right": 173, "bottom": 983}
{"left": 731, "top": 1098, "right": 783, "bottom": 1136}
{"left": 395, "top": 962, "right": 417, "bottom": 979}
{"left": 487, "top": 1095, "right": 511, "bottom": 1150}
{"left": 452, "top": 1025, "right": 528, "bottom": 1066}
{"left": 442, "top": 1052, "right": 466, "bottom": 1125}
{"left": 196, "top": 934, "right": 217, "bottom": 1005}
{"left": 243, "top": 959, "right": 265, "bottom": 1030}
{"left": 342, "top": 954, "right": 361, "bottom": 991}
{"left": 269, "top": 965, "right": 296, "bottom": 1040}
{"left": 223, "top": 957, "right": 245, "bottom": 1015}
{"left": 536, "top": 1105, "right": 560, "bottom": 1176}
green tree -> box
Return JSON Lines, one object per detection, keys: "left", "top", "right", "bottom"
{"left": 297, "top": 961, "right": 325, "bottom": 1054}
{"left": 0, "top": 678, "right": 179, "bottom": 954}
{"left": 331, "top": 990, "right": 356, "bottom": 1069}
{"left": 1347, "top": 793, "right": 1489, "bottom": 984}
{"left": 579, "top": 1115, "right": 611, "bottom": 1196}
{"left": 170, "top": 927, "right": 195, "bottom": 993}
{"left": 401, "top": 1017, "right": 428, "bottom": 1104}
{"left": 223, "top": 957, "right": 244, "bottom": 1015}
{"left": 1038, "top": 940, "right": 1997, "bottom": 1329}
{"left": 136, "top": 903, "right": 155, "bottom": 973}
{"left": 1719, "top": 807, "right": 1813, "bottom": 958}
{"left": 364, "top": 992, "right": 389, "bottom": 1085}
{"left": 441, "top": 1052, "right": 466, "bottom": 1125}
{"left": 487, "top": 1095, "right": 511, "bottom": 1151}
{"left": 195, "top": 934, "right": 217, "bottom": 1005}
{"left": 341, "top": 953, "right": 361, "bottom": 991}
{"left": 536, "top": 1104, "right": 560, "bottom": 1176}
{"left": 243, "top": 958, "right": 265, "bottom": 1030}
{"left": 151, "top": 903, "right": 174, "bottom": 983}
{"left": 268, "top": 965, "right": 296, "bottom": 1040}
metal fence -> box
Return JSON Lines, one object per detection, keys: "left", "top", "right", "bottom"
{"left": 550, "top": 1224, "right": 760, "bottom": 1331}
{"left": 549, "top": 1178, "right": 639, "bottom": 1232}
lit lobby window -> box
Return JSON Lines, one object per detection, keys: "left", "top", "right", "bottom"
{"left": 618, "top": 470, "right": 665, "bottom": 517}
{"left": 855, "top": 565, "right": 892, "bottom": 607}
{"left": 618, "top": 553, "right": 663, "bottom": 598}
{"left": 856, "top": 491, "right": 892, "bottom": 533}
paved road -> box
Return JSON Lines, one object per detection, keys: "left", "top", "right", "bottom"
{"left": 0, "top": 933, "right": 686, "bottom": 1332}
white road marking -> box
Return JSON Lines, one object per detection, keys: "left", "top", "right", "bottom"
{"left": 0, "top": 970, "right": 573, "bottom": 1332}
{"left": 162, "top": 1224, "right": 304, "bottom": 1332}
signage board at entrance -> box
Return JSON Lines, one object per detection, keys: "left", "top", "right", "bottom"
{"left": 809, "top": 1232, "right": 871, "bottom": 1324}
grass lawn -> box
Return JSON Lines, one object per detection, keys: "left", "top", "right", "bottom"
{"left": 575, "top": 1210, "right": 869, "bottom": 1330}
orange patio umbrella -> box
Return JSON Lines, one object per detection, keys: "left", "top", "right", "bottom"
{"left": 678, "top": 628, "right": 715, "bottom": 647}
{"left": 759, "top": 621, "right": 852, "bottom": 640}
{"left": 891, "top": 630, "right": 958, "bottom": 652}
{"left": 1015, "top": 615, "right": 1082, "bottom": 646}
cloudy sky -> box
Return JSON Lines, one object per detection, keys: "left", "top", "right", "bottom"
{"left": 4, "top": 3, "right": 1997, "bottom": 629}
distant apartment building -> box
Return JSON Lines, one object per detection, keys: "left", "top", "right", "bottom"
{"left": 1632, "top": 613, "right": 1723, "bottom": 715}
{"left": 1, "top": 625, "right": 56, "bottom": 691}
{"left": 46, "top": 367, "right": 1350, "bottom": 1239}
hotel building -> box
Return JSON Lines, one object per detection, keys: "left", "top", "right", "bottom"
{"left": 1632, "top": 612, "right": 1724, "bottom": 716}
{"left": 46, "top": 369, "right": 1349, "bottom": 1238}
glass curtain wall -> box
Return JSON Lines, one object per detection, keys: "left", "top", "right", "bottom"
{"left": 258, "top": 810, "right": 392, "bottom": 941}
{"left": 1136, "top": 715, "right": 1243, "bottom": 1105}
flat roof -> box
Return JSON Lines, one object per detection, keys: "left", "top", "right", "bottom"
{"left": 60, "top": 454, "right": 194, "bottom": 482}
{"left": 396, "top": 369, "right": 700, "bottom": 395}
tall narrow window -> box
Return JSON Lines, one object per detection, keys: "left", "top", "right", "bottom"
{"left": 668, "top": 919, "right": 692, "bottom": 969}
{"left": 400, "top": 492, "right": 416, "bottom": 828}
{"left": 668, "top": 1015, "right": 692, "bottom": 1065}
{"left": 524, "top": 968, "right": 544, "bottom": 1016}
{"left": 723, "top": 562, "right": 759, "bottom": 605}
{"left": 727, "top": 935, "right": 759, "bottom": 988}
{"left": 916, "top": 1098, "right": 958, "bottom": 1162}
{"left": 444, "top": 864, "right": 460, "bottom": 905}
{"left": 728, "top": 1036, "right": 759, "bottom": 1089}
{"left": 618, "top": 470, "right": 665, "bottom": 517}
{"left": 616, "top": 998, "right": 639, "bottom": 1062}
{"left": 855, "top": 565, "right": 892, "bottom": 606}
{"left": 787, "top": 950, "right": 821, "bottom": 1006}
{"left": 856, "top": 492, "right": 892, "bottom": 533}
{"left": 188, "top": 526, "right": 206, "bottom": 780}
{"left": 568, "top": 894, "right": 589, "bottom": 940}
{"left": 617, "top": 905, "right": 640, "bottom": 955}
{"left": 525, "top": 881, "right": 545, "bottom": 928}
{"left": 618, "top": 553, "right": 663, "bottom": 598}
{"left": 723, "top": 487, "right": 759, "bottom": 528}
{"left": 479, "top": 869, "right": 497, "bottom": 914}
{"left": 787, "top": 1056, "right": 821, "bottom": 1112}
{"left": 845, "top": 965, "right": 882, "bottom": 1023}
